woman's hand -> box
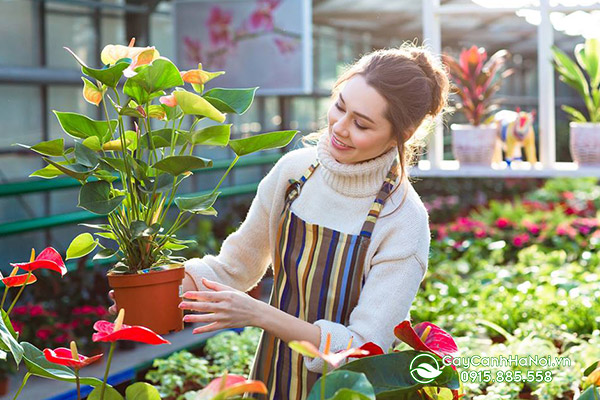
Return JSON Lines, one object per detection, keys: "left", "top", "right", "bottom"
{"left": 179, "top": 277, "right": 263, "bottom": 335}
{"left": 108, "top": 290, "right": 117, "bottom": 315}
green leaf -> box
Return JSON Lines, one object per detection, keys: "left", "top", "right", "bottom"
{"left": 576, "top": 38, "right": 600, "bottom": 88}
{"left": 15, "top": 138, "right": 64, "bottom": 156}
{"left": 130, "top": 220, "right": 161, "bottom": 239}
{"left": 88, "top": 384, "right": 124, "bottom": 400}
{"left": 152, "top": 155, "right": 212, "bottom": 176}
{"left": 140, "top": 174, "right": 175, "bottom": 193}
{"left": 65, "top": 47, "right": 131, "bottom": 88}
{"left": 551, "top": 45, "right": 589, "bottom": 98}
{"left": 579, "top": 386, "right": 600, "bottom": 400}
{"left": 75, "top": 141, "right": 100, "bottom": 168}
{"left": 124, "top": 58, "right": 184, "bottom": 104}
{"left": 66, "top": 233, "right": 98, "bottom": 260}
{"left": 83, "top": 136, "right": 103, "bottom": 151}
{"left": 101, "top": 157, "right": 126, "bottom": 173}
{"left": 561, "top": 105, "right": 588, "bottom": 123}
{"left": 79, "top": 223, "right": 112, "bottom": 230}
{"left": 204, "top": 87, "right": 258, "bottom": 115}
{"left": 175, "top": 191, "right": 220, "bottom": 214}
{"left": 93, "top": 248, "right": 117, "bottom": 260}
{"left": 139, "top": 129, "right": 187, "bottom": 149}
{"left": 42, "top": 157, "right": 97, "bottom": 181}
{"left": 125, "top": 382, "right": 161, "bottom": 400}
{"left": 53, "top": 111, "right": 117, "bottom": 142}
{"left": 173, "top": 90, "right": 227, "bottom": 123}
{"left": 188, "top": 124, "right": 231, "bottom": 146}
{"left": 228, "top": 130, "right": 297, "bottom": 156}
{"left": 29, "top": 163, "right": 64, "bottom": 179}
{"left": 21, "top": 342, "right": 105, "bottom": 387}
{"left": 162, "top": 104, "right": 184, "bottom": 121}
{"left": 95, "top": 232, "right": 117, "bottom": 240}
{"left": 307, "top": 370, "right": 375, "bottom": 400}
{"left": 0, "top": 310, "right": 23, "bottom": 367}
{"left": 78, "top": 180, "right": 125, "bottom": 214}
{"left": 94, "top": 169, "right": 119, "bottom": 183}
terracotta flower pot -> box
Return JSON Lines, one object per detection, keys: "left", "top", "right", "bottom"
{"left": 570, "top": 122, "right": 600, "bottom": 166}
{"left": 451, "top": 123, "right": 497, "bottom": 166}
{"left": 107, "top": 266, "right": 185, "bottom": 335}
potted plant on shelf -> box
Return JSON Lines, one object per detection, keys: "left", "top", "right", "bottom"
{"left": 551, "top": 38, "right": 600, "bottom": 166}
{"left": 443, "top": 45, "right": 512, "bottom": 166}
{"left": 15, "top": 39, "right": 298, "bottom": 334}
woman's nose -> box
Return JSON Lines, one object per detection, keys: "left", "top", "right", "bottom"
{"left": 332, "top": 118, "right": 350, "bottom": 138}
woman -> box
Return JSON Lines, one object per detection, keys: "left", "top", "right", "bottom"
{"left": 111, "top": 43, "right": 450, "bottom": 399}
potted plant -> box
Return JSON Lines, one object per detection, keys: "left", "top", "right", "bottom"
{"left": 15, "top": 39, "right": 298, "bottom": 334}
{"left": 551, "top": 38, "right": 600, "bottom": 166}
{"left": 443, "top": 45, "right": 512, "bottom": 166}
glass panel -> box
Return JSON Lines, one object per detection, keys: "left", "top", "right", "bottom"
{"left": 0, "top": 0, "right": 38, "bottom": 66}
{"left": 101, "top": 15, "right": 125, "bottom": 49}
{"left": 150, "top": 1, "right": 175, "bottom": 61}
{"left": 316, "top": 26, "right": 338, "bottom": 91}
{"left": 46, "top": 12, "right": 96, "bottom": 68}
{"left": 0, "top": 85, "right": 42, "bottom": 150}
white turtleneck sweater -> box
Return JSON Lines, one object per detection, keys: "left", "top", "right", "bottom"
{"left": 183, "top": 132, "right": 431, "bottom": 373}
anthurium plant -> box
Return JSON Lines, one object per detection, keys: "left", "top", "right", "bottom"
{"left": 442, "top": 45, "right": 513, "bottom": 126}
{"left": 289, "top": 321, "right": 462, "bottom": 400}
{"left": 551, "top": 38, "right": 600, "bottom": 123}
{"left": 0, "top": 248, "right": 269, "bottom": 400}
{"left": 16, "top": 38, "right": 297, "bottom": 275}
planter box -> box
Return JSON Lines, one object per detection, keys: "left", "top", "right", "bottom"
{"left": 451, "top": 124, "right": 497, "bottom": 167}
{"left": 570, "top": 122, "right": 600, "bottom": 166}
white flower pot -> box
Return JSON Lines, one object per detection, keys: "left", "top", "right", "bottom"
{"left": 570, "top": 122, "right": 600, "bottom": 166}
{"left": 451, "top": 124, "right": 497, "bottom": 166}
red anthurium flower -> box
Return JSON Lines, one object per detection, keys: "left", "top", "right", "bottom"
{"left": 195, "top": 372, "right": 268, "bottom": 400}
{"left": 1, "top": 272, "right": 37, "bottom": 288}
{"left": 348, "top": 341, "right": 385, "bottom": 359}
{"left": 43, "top": 345, "right": 103, "bottom": 370}
{"left": 92, "top": 309, "right": 170, "bottom": 345}
{"left": 393, "top": 321, "right": 458, "bottom": 359}
{"left": 10, "top": 247, "right": 67, "bottom": 277}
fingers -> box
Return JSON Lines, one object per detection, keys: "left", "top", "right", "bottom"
{"left": 201, "top": 278, "right": 231, "bottom": 292}
{"left": 192, "top": 322, "right": 221, "bottom": 335}
{"left": 182, "top": 290, "right": 224, "bottom": 302}
{"left": 108, "top": 305, "right": 117, "bottom": 315}
{"left": 109, "top": 290, "right": 114, "bottom": 299}
{"left": 183, "top": 313, "right": 217, "bottom": 324}
{"left": 179, "top": 300, "right": 220, "bottom": 313}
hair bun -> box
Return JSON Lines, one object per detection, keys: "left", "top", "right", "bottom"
{"left": 409, "top": 49, "right": 449, "bottom": 117}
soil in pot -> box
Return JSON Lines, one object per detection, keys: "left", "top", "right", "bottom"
{"left": 108, "top": 266, "right": 185, "bottom": 335}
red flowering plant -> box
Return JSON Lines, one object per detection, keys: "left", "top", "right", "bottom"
{"left": 289, "top": 321, "right": 461, "bottom": 400}
{"left": 188, "top": 371, "right": 268, "bottom": 400}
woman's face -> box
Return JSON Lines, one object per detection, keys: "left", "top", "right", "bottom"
{"left": 327, "top": 74, "right": 397, "bottom": 164}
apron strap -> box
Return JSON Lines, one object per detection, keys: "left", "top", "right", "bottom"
{"left": 359, "top": 158, "right": 400, "bottom": 238}
{"left": 283, "top": 160, "right": 320, "bottom": 209}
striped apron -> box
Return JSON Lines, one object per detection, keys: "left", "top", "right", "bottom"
{"left": 246, "top": 157, "right": 399, "bottom": 400}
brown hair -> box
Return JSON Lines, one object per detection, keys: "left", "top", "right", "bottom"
{"left": 302, "top": 42, "right": 450, "bottom": 216}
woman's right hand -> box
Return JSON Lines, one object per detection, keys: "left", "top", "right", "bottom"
{"left": 108, "top": 290, "right": 117, "bottom": 315}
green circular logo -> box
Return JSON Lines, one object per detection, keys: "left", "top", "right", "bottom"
{"left": 409, "top": 353, "right": 443, "bottom": 384}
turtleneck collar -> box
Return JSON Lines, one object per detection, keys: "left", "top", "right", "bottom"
{"left": 315, "top": 132, "right": 400, "bottom": 198}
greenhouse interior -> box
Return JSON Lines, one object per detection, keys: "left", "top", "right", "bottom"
{"left": 1, "top": 0, "right": 600, "bottom": 399}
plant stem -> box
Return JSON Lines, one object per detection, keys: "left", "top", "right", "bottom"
{"left": 6, "top": 272, "right": 32, "bottom": 316}
{"left": 321, "top": 363, "right": 328, "bottom": 400}
{"left": 75, "top": 369, "right": 81, "bottom": 400}
{"left": 12, "top": 372, "right": 31, "bottom": 400}
{"left": 0, "top": 285, "right": 9, "bottom": 311}
{"left": 212, "top": 155, "right": 239, "bottom": 195}
{"left": 100, "top": 342, "right": 116, "bottom": 400}
{"left": 594, "top": 384, "right": 599, "bottom": 400}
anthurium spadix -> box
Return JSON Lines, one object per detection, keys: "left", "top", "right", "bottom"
{"left": 172, "top": 90, "right": 227, "bottom": 123}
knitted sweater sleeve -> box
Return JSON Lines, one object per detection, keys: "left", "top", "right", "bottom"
{"left": 182, "top": 154, "right": 285, "bottom": 293}
{"left": 303, "top": 219, "right": 430, "bottom": 373}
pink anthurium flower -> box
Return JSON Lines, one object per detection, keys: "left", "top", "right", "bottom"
{"left": 195, "top": 372, "right": 268, "bottom": 400}
{"left": 43, "top": 342, "right": 103, "bottom": 370}
{"left": 159, "top": 94, "right": 178, "bottom": 107}
{"left": 10, "top": 247, "right": 67, "bottom": 277}
{"left": 393, "top": 321, "right": 458, "bottom": 359}
{"left": 289, "top": 333, "right": 370, "bottom": 368}
{"left": 92, "top": 309, "right": 170, "bottom": 345}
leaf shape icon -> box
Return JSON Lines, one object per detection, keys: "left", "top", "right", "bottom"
{"left": 414, "top": 363, "right": 443, "bottom": 379}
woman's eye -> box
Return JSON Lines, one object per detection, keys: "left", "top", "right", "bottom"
{"left": 335, "top": 103, "right": 367, "bottom": 130}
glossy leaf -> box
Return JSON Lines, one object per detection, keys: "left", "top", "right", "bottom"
{"left": 29, "top": 163, "right": 64, "bottom": 179}
{"left": 66, "top": 233, "right": 98, "bottom": 260}
{"left": 188, "top": 124, "right": 231, "bottom": 146}
{"left": 130, "top": 220, "right": 161, "bottom": 239}
{"left": 53, "top": 111, "right": 117, "bottom": 142}
{"left": 93, "top": 248, "right": 117, "bottom": 260}
{"left": 16, "top": 138, "right": 64, "bottom": 157}
{"left": 175, "top": 191, "right": 220, "bottom": 214}
{"left": 87, "top": 385, "right": 124, "bottom": 400}
{"left": 124, "top": 58, "right": 183, "bottom": 104}
{"left": 204, "top": 87, "right": 258, "bottom": 115}
{"left": 64, "top": 46, "right": 131, "bottom": 88}
{"left": 125, "top": 382, "right": 161, "bottom": 400}
{"left": 228, "top": 130, "right": 297, "bottom": 156}
{"left": 173, "top": 90, "right": 226, "bottom": 122}
{"left": 42, "top": 157, "right": 97, "bottom": 181}
{"left": 139, "top": 129, "right": 187, "bottom": 149}
{"left": 307, "top": 370, "right": 375, "bottom": 400}
{"left": 78, "top": 180, "right": 125, "bottom": 215}
{"left": 74, "top": 142, "right": 100, "bottom": 168}
{"left": 21, "top": 342, "right": 104, "bottom": 387}
{"left": 0, "top": 310, "right": 23, "bottom": 366}
{"left": 83, "top": 136, "right": 103, "bottom": 151}
{"left": 152, "top": 155, "right": 212, "bottom": 176}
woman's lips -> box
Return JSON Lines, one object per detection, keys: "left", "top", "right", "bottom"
{"left": 331, "top": 134, "right": 353, "bottom": 150}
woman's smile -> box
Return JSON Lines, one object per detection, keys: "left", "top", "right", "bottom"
{"left": 330, "top": 133, "right": 354, "bottom": 150}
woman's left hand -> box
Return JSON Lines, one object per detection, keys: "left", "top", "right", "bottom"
{"left": 179, "top": 277, "right": 262, "bottom": 334}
